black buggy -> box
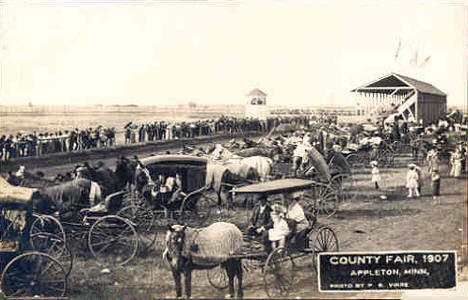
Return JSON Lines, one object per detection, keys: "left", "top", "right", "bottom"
{"left": 0, "top": 179, "right": 69, "bottom": 298}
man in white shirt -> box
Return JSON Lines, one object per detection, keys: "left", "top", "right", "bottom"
{"left": 285, "top": 191, "right": 310, "bottom": 250}
{"left": 292, "top": 142, "right": 311, "bottom": 176}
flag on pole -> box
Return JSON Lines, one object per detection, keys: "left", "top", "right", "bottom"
{"left": 394, "top": 38, "right": 401, "bottom": 60}
{"left": 409, "top": 50, "right": 418, "bottom": 67}
{"left": 418, "top": 55, "right": 431, "bottom": 68}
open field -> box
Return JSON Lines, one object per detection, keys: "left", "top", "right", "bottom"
{"left": 24, "top": 145, "right": 467, "bottom": 299}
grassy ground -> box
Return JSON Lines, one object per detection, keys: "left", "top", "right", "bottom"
{"left": 60, "top": 150, "right": 466, "bottom": 299}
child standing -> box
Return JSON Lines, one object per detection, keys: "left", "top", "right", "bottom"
{"left": 406, "top": 163, "right": 420, "bottom": 198}
{"left": 371, "top": 161, "right": 381, "bottom": 190}
{"left": 431, "top": 169, "right": 441, "bottom": 204}
{"left": 267, "top": 204, "right": 290, "bottom": 252}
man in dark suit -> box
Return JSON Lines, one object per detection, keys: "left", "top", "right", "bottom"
{"left": 247, "top": 194, "right": 272, "bottom": 236}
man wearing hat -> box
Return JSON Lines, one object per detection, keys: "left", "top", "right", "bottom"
{"left": 285, "top": 191, "right": 310, "bottom": 249}
{"left": 292, "top": 141, "right": 311, "bottom": 176}
{"left": 248, "top": 194, "right": 272, "bottom": 236}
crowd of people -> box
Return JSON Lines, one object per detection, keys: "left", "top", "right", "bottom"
{"left": 123, "top": 116, "right": 313, "bottom": 144}
{"left": 0, "top": 127, "right": 116, "bottom": 161}
{"left": 0, "top": 116, "right": 311, "bottom": 161}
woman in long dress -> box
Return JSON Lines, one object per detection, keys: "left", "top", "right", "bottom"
{"left": 370, "top": 161, "right": 381, "bottom": 190}
{"left": 450, "top": 149, "right": 462, "bottom": 178}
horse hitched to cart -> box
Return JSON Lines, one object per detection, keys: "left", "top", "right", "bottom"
{"left": 0, "top": 178, "right": 70, "bottom": 298}
{"left": 163, "top": 178, "right": 339, "bottom": 299}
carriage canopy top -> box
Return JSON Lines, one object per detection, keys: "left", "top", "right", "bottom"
{"left": 233, "top": 178, "right": 316, "bottom": 195}
{"left": 140, "top": 154, "right": 208, "bottom": 167}
{"left": 0, "top": 177, "right": 38, "bottom": 206}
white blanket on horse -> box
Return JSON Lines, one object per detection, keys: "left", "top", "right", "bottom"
{"left": 239, "top": 156, "right": 273, "bottom": 181}
{"left": 205, "top": 163, "right": 229, "bottom": 193}
{"left": 183, "top": 222, "right": 243, "bottom": 266}
{"left": 224, "top": 163, "right": 252, "bottom": 179}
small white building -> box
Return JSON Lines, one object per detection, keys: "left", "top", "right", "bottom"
{"left": 245, "top": 88, "right": 269, "bottom": 120}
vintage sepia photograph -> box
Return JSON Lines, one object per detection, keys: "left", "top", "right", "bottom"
{"left": 0, "top": 0, "right": 466, "bottom": 299}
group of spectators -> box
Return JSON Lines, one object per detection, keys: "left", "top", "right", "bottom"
{"left": 123, "top": 116, "right": 311, "bottom": 144}
{"left": 1, "top": 115, "right": 310, "bottom": 161}
{"left": 0, "top": 127, "right": 116, "bottom": 161}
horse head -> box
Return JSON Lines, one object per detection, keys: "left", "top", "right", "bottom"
{"left": 164, "top": 224, "right": 188, "bottom": 270}
{"left": 33, "top": 192, "right": 58, "bottom": 215}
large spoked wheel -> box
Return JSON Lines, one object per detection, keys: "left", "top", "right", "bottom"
{"left": 309, "top": 226, "right": 339, "bottom": 274}
{"left": 263, "top": 247, "right": 295, "bottom": 298}
{"left": 345, "top": 153, "right": 365, "bottom": 169}
{"left": 1, "top": 252, "right": 67, "bottom": 298}
{"left": 179, "top": 193, "right": 217, "bottom": 227}
{"left": 300, "top": 192, "right": 318, "bottom": 227}
{"left": 117, "top": 205, "right": 157, "bottom": 253}
{"left": 392, "top": 141, "right": 403, "bottom": 153}
{"left": 30, "top": 214, "right": 66, "bottom": 249}
{"left": 310, "top": 183, "right": 339, "bottom": 218}
{"left": 88, "top": 215, "right": 139, "bottom": 266}
{"left": 330, "top": 173, "right": 357, "bottom": 203}
{"left": 151, "top": 208, "right": 170, "bottom": 252}
{"left": 29, "top": 233, "right": 73, "bottom": 277}
{"left": 379, "top": 149, "right": 395, "bottom": 167}
{"left": 206, "top": 265, "right": 229, "bottom": 290}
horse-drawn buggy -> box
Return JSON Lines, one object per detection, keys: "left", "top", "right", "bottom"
{"left": 0, "top": 178, "right": 69, "bottom": 298}
{"left": 13, "top": 176, "right": 141, "bottom": 267}
{"left": 163, "top": 179, "right": 339, "bottom": 298}
{"left": 119, "top": 155, "right": 247, "bottom": 251}
{"left": 343, "top": 136, "right": 395, "bottom": 169}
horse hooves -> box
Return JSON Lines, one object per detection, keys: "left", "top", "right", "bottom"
{"left": 225, "top": 294, "right": 233, "bottom": 299}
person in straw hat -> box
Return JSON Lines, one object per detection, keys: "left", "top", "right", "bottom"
{"left": 370, "top": 161, "right": 381, "bottom": 190}
{"left": 406, "top": 163, "right": 420, "bottom": 198}
{"left": 285, "top": 191, "right": 310, "bottom": 249}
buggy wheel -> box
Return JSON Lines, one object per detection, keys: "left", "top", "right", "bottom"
{"left": 117, "top": 205, "right": 157, "bottom": 253}
{"left": 88, "top": 215, "right": 138, "bottom": 266}
{"left": 376, "top": 149, "right": 393, "bottom": 167}
{"left": 392, "top": 141, "right": 402, "bottom": 153}
{"left": 30, "top": 214, "right": 66, "bottom": 249}
{"left": 263, "top": 247, "right": 295, "bottom": 298}
{"left": 1, "top": 252, "right": 67, "bottom": 298}
{"left": 151, "top": 209, "right": 170, "bottom": 252}
{"left": 311, "top": 183, "right": 339, "bottom": 218}
{"left": 330, "top": 173, "right": 357, "bottom": 203}
{"left": 206, "top": 265, "right": 229, "bottom": 290}
{"left": 309, "top": 226, "right": 339, "bottom": 274}
{"left": 301, "top": 192, "right": 318, "bottom": 226}
{"left": 179, "top": 193, "right": 217, "bottom": 227}
{"left": 29, "top": 233, "right": 73, "bottom": 277}
{"left": 345, "top": 153, "right": 365, "bottom": 169}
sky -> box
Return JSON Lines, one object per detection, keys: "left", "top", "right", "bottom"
{"left": 0, "top": 0, "right": 466, "bottom": 107}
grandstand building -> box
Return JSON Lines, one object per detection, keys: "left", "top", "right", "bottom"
{"left": 352, "top": 73, "right": 447, "bottom": 125}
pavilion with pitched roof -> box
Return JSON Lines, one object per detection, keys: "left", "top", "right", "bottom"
{"left": 351, "top": 73, "right": 447, "bottom": 125}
